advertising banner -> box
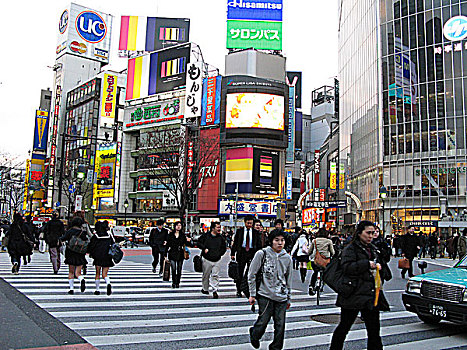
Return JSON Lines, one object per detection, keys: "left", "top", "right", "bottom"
{"left": 339, "top": 162, "right": 345, "bottom": 190}
{"left": 197, "top": 128, "right": 220, "bottom": 211}
{"left": 302, "top": 207, "right": 325, "bottom": 225}
{"left": 93, "top": 143, "right": 117, "bottom": 199}
{"left": 218, "top": 199, "right": 278, "bottom": 217}
{"left": 330, "top": 162, "right": 337, "bottom": 190}
{"left": 33, "top": 110, "right": 49, "bottom": 152}
{"left": 226, "top": 20, "right": 282, "bottom": 50}
{"left": 56, "top": 4, "right": 113, "bottom": 63}
{"left": 226, "top": 93, "right": 284, "bottom": 130}
{"left": 252, "top": 148, "right": 279, "bottom": 195}
{"left": 124, "top": 97, "right": 184, "bottom": 131}
{"left": 184, "top": 62, "right": 203, "bottom": 119}
{"left": 119, "top": 16, "right": 190, "bottom": 54}
{"left": 295, "top": 111, "right": 302, "bottom": 150}
{"left": 286, "top": 86, "right": 295, "bottom": 163}
{"left": 201, "top": 76, "right": 222, "bottom": 126}
{"left": 286, "top": 71, "right": 302, "bottom": 109}
{"left": 225, "top": 147, "right": 253, "bottom": 183}
{"left": 100, "top": 74, "right": 117, "bottom": 125}
{"left": 286, "top": 170, "right": 292, "bottom": 200}
{"left": 314, "top": 150, "right": 320, "bottom": 188}
{"left": 227, "top": 0, "right": 283, "bottom": 21}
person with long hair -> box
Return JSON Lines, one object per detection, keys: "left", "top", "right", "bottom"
{"left": 60, "top": 217, "right": 90, "bottom": 295}
{"left": 291, "top": 228, "right": 310, "bottom": 283}
{"left": 6, "top": 213, "right": 33, "bottom": 274}
{"left": 308, "top": 228, "right": 335, "bottom": 295}
{"left": 329, "top": 221, "right": 391, "bottom": 350}
{"left": 165, "top": 221, "right": 188, "bottom": 288}
{"left": 88, "top": 220, "right": 114, "bottom": 295}
{"left": 71, "top": 210, "right": 93, "bottom": 275}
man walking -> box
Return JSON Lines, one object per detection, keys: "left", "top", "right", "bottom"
{"left": 248, "top": 230, "right": 292, "bottom": 350}
{"left": 458, "top": 229, "right": 467, "bottom": 260}
{"left": 198, "top": 222, "right": 226, "bottom": 299}
{"left": 42, "top": 212, "right": 65, "bottom": 274}
{"left": 231, "top": 215, "right": 262, "bottom": 297}
{"left": 401, "top": 225, "right": 419, "bottom": 278}
{"left": 149, "top": 219, "right": 168, "bottom": 275}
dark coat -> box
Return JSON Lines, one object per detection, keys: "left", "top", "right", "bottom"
{"left": 149, "top": 227, "right": 169, "bottom": 247}
{"left": 336, "top": 240, "right": 391, "bottom": 311}
{"left": 60, "top": 227, "right": 88, "bottom": 266}
{"left": 401, "top": 233, "right": 419, "bottom": 258}
{"left": 43, "top": 218, "right": 65, "bottom": 248}
{"left": 231, "top": 227, "right": 262, "bottom": 263}
{"left": 7, "top": 223, "right": 33, "bottom": 256}
{"left": 198, "top": 232, "right": 226, "bottom": 262}
{"left": 88, "top": 232, "right": 114, "bottom": 267}
{"left": 166, "top": 232, "right": 187, "bottom": 262}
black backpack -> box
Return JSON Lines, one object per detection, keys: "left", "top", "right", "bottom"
{"left": 322, "top": 250, "right": 355, "bottom": 297}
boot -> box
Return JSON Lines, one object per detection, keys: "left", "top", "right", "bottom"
{"left": 300, "top": 268, "right": 307, "bottom": 283}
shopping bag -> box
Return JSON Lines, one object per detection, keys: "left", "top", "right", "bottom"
{"left": 38, "top": 240, "right": 47, "bottom": 253}
{"left": 163, "top": 258, "right": 171, "bottom": 281}
{"left": 184, "top": 246, "right": 190, "bottom": 260}
{"left": 398, "top": 258, "right": 410, "bottom": 269}
{"left": 306, "top": 260, "right": 313, "bottom": 270}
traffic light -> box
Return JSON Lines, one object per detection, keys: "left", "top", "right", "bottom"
{"left": 98, "top": 178, "right": 112, "bottom": 186}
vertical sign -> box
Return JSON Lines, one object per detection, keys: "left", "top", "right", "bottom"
{"left": 319, "top": 188, "right": 325, "bottom": 201}
{"left": 286, "top": 85, "right": 295, "bottom": 163}
{"left": 201, "top": 76, "right": 222, "bottom": 126}
{"left": 286, "top": 170, "right": 292, "bottom": 200}
{"left": 100, "top": 74, "right": 117, "bottom": 125}
{"left": 75, "top": 195, "right": 83, "bottom": 211}
{"left": 314, "top": 150, "right": 320, "bottom": 189}
{"left": 185, "top": 62, "right": 203, "bottom": 119}
{"left": 186, "top": 140, "right": 194, "bottom": 188}
{"left": 300, "top": 161, "right": 305, "bottom": 193}
{"left": 330, "top": 162, "right": 337, "bottom": 190}
{"left": 23, "top": 160, "right": 31, "bottom": 211}
{"left": 197, "top": 128, "right": 220, "bottom": 211}
{"left": 339, "top": 162, "right": 345, "bottom": 190}
{"left": 33, "top": 110, "right": 49, "bottom": 152}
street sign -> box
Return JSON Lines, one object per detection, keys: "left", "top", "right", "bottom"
{"left": 55, "top": 202, "right": 60, "bottom": 207}
{"left": 86, "top": 169, "right": 94, "bottom": 184}
{"left": 75, "top": 195, "right": 83, "bottom": 211}
{"left": 68, "top": 184, "right": 75, "bottom": 194}
{"left": 307, "top": 200, "right": 347, "bottom": 209}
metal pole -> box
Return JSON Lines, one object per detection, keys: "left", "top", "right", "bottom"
{"left": 124, "top": 207, "right": 127, "bottom": 227}
{"left": 57, "top": 133, "right": 66, "bottom": 215}
{"left": 29, "top": 192, "right": 33, "bottom": 216}
{"left": 234, "top": 182, "right": 239, "bottom": 233}
{"left": 381, "top": 200, "right": 385, "bottom": 237}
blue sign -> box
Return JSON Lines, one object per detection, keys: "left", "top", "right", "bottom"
{"left": 68, "top": 184, "right": 76, "bottom": 194}
{"left": 33, "top": 110, "right": 49, "bottom": 152}
{"left": 201, "top": 76, "right": 222, "bottom": 126}
{"left": 227, "top": 0, "right": 283, "bottom": 22}
{"left": 56, "top": 202, "right": 61, "bottom": 207}
{"left": 286, "top": 86, "right": 295, "bottom": 163}
{"left": 76, "top": 11, "right": 107, "bottom": 43}
{"left": 286, "top": 170, "right": 292, "bottom": 200}
{"left": 444, "top": 16, "right": 467, "bottom": 41}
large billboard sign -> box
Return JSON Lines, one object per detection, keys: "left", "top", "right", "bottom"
{"left": 197, "top": 128, "right": 220, "bottom": 211}
{"left": 286, "top": 86, "right": 295, "bottom": 163}
{"left": 252, "top": 148, "right": 279, "bottom": 195}
{"left": 93, "top": 143, "right": 117, "bottom": 203}
{"left": 33, "top": 110, "right": 49, "bottom": 152}
{"left": 227, "top": 0, "right": 283, "bottom": 21}
{"left": 56, "top": 4, "right": 112, "bottom": 63}
{"left": 119, "top": 17, "right": 190, "bottom": 55}
{"left": 226, "top": 93, "right": 284, "bottom": 130}
{"left": 201, "top": 76, "right": 222, "bottom": 126}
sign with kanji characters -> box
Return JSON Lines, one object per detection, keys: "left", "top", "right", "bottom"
{"left": 307, "top": 201, "right": 346, "bottom": 209}
{"left": 218, "top": 199, "right": 279, "bottom": 217}
{"left": 100, "top": 74, "right": 117, "bottom": 125}
{"left": 286, "top": 170, "right": 292, "bottom": 200}
{"left": 227, "top": 20, "right": 282, "bottom": 51}
{"left": 302, "top": 207, "right": 325, "bottom": 225}
{"left": 201, "top": 76, "right": 222, "bottom": 126}
{"left": 184, "top": 62, "right": 203, "bottom": 119}
{"left": 162, "top": 190, "right": 178, "bottom": 209}
{"left": 93, "top": 143, "right": 117, "bottom": 200}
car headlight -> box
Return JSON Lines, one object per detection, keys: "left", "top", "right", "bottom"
{"left": 463, "top": 290, "right": 467, "bottom": 302}
{"left": 406, "top": 280, "right": 422, "bottom": 294}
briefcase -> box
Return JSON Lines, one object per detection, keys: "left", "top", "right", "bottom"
{"left": 398, "top": 258, "right": 410, "bottom": 269}
{"left": 163, "top": 258, "right": 171, "bottom": 281}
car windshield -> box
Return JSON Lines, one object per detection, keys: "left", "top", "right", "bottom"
{"left": 456, "top": 255, "right": 467, "bottom": 268}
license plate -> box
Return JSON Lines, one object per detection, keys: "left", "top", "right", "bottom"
{"left": 430, "top": 304, "right": 447, "bottom": 318}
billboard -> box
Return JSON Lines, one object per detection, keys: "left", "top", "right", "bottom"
{"left": 100, "top": 74, "right": 117, "bottom": 125}
{"left": 252, "top": 148, "right": 280, "bottom": 195}
{"left": 286, "top": 86, "right": 295, "bottom": 163}
{"left": 227, "top": 0, "right": 283, "bottom": 21}
{"left": 286, "top": 72, "right": 302, "bottom": 108}
{"left": 33, "top": 110, "right": 49, "bottom": 152}
{"left": 56, "top": 4, "right": 112, "bottom": 63}
{"left": 226, "top": 20, "right": 282, "bottom": 51}
{"left": 225, "top": 147, "right": 253, "bottom": 183}
{"left": 219, "top": 199, "right": 278, "bottom": 217}
{"left": 185, "top": 62, "right": 203, "bottom": 119}
{"left": 330, "top": 162, "right": 337, "bottom": 190}
{"left": 226, "top": 93, "right": 284, "bottom": 130}
{"left": 201, "top": 76, "right": 222, "bottom": 126}
{"left": 119, "top": 17, "right": 190, "bottom": 54}
{"left": 126, "top": 44, "right": 190, "bottom": 100}
{"left": 93, "top": 143, "right": 117, "bottom": 201}
{"left": 197, "top": 128, "right": 220, "bottom": 211}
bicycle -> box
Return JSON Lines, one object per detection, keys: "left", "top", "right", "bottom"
{"left": 315, "top": 268, "right": 325, "bottom": 305}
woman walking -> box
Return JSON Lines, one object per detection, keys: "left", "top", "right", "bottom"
{"left": 165, "top": 221, "right": 188, "bottom": 288}
{"left": 60, "top": 217, "right": 90, "bottom": 294}
{"left": 329, "top": 220, "right": 391, "bottom": 350}
{"left": 291, "top": 229, "right": 310, "bottom": 283}
{"left": 88, "top": 221, "right": 114, "bottom": 295}
{"left": 6, "top": 213, "right": 33, "bottom": 274}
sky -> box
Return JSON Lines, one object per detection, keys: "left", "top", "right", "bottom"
{"left": 0, "top": 0, "right": 337, "bottom": 161}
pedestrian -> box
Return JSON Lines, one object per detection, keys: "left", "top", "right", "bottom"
{"left": 60, "top": 216, "right": 90, "bottom": 295}
{"left": 149, "top": 219, "right": 169, "bottom": 275}
{"left": 429, "top": 231, "right": 438, "bottom": 259}
{"left": 22, "top": 216, "right": 36, "bottom": 265}
{"left": 452, "top": 233, "right": 459, "bottom": 260}
{"left": 372, "top": 228, "right": 391, "bottom": 264}
{"left": 458, "top": 229, "right": 467, "bottom": 260}
{"left": 165, "top": 221, "right": 188, "bottom": 288}
{"left": 248, "top": 229, "right": 292, "bottom": 350}
{"left": 6, "top": 213, "right": 33, "bottom": 274}
{"left": 417, "top": 232, "right": 427, "bottom": 259}
{"left": 71, "top": 211, "right": 92, "bottom": 275}
{"left": 329, "top": 220, "right": 391, "bottom": 350}
{"left": 253, "top": 219, "right": 267, "bottom": 248}
{"left": 198, "top": 221, "right": 227, "bottom": 299}
{"left": 231, "top": 215, "right": 262, "bottom": 297}
{"left": 446, "top": 235, "right": 454, "bottom": 259}
{"left": 42, "top": 211, "right": 65, "bottom": 274}
{"left": 308, "top": 228, "right": 335, "bottom": 295}
{"left": 87, "top": 220, "right": 114, "bottom": 296}
{"left": 290, "top": 229, "right": 310, "bottom": 283}
{"left": 130, "top": 227, "right": 138, "bottom": 248}
{"left": 401, "top": 225, "right": 420, "bottom": 279}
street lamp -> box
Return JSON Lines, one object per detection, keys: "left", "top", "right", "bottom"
{"left": 28, "top": 189, "right": 34, "bottom": 216}
{"left": 379, "top": 186, "right": 387, "bottom": 237}
{"left": 124, "top": 199, "right": 129, "bottom": 227}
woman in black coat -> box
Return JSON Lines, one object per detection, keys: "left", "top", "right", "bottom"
{"left": 6, "top": 213, "right": 33, "bottom": 274}
{"left": 88, "top": 220, "right": 114, "bottom": 295}
{"left": 330, "top": 221, "right": 391, "bottom": 350}
{"left": 165, "top": 221, "right": 188, "bottom": 288}
{"left": 59, "top": 217, "right": 90, "bottom": 295}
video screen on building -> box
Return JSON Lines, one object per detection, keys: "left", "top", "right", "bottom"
{"left": 226, "top": 93, "right": 284, "bottom": 130}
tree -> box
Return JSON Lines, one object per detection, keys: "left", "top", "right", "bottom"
{"left": 60, "top": 175, "right": 94, "bottom": 220}
{"left": 0, "top": 149, "right": 26, "bottom": 219}
{"left": 137, "top": 124, "right": 219, "bottom": 225}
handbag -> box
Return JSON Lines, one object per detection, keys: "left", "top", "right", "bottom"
{"left": 306, "top": 260, "right": 313, "bottom": 270}
{"left": 108, "top": 232, "right": 123, "bottom": 264}
{"left": 228, "top": 260, "right": 240, "bottom": 281}
{"left": 184, "top": 246, "right": 190, "bottom": 260}
{"left": 38, "top": 240, "right": 47, "bottom": 253}
{"left": 193, "top": 255, "right": 203, "bottom": 272}
{"left": 67, "top": 229, "right": 89, "bottom": 254}
{"left": 162, "top": 258, "right": 171, "bottom": 281}
{"left": 313, "top": 240, "right": 330, "bottom": 268}
{"left": 398, "top": 257, "right": 410, "bottom": 269}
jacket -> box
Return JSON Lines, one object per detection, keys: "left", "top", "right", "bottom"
{"left": 310, "top": 237, "right": 335, "bottom": 259}
{"left": 166, "top": 232, "right": 187, "bottom": 261}
{"left": 248, "top": 246, "right": 293, "bottom": 303}
{"left": 336, "top": 240, "right": 391, "bottom": 311}
{"left": 231, "top": 227, "right": 262, "bottom": 263}
{"left": 401, "top": 233, "right": 419, "bottom": 258}
{"left": 43, "top": 218, "right": 65, "bottom": 248}
{"left": 197, "top": 232, "right": 226, "bottom": 262}
{"left": 291, "top": 234, "right": 310, "bottom": 257}
{"left": 149, "top": 227, "right": 169, "bottom": 246}
{"left": 458, "top": 236, "right": 467, "bottom": 256}
{"left": 7, "top": 222, "right": 32, "bottom": 256}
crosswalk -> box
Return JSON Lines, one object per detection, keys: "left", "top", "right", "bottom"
{"left": 1, "top": 252, "right": 467, "bottom": 350}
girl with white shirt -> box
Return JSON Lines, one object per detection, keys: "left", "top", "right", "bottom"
{"left": 291, "top": 229, "right": 310, "bottom": 283}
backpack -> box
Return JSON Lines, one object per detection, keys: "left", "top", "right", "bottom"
{"left": 322, "top": 250, "right": 355, "bottom": 297}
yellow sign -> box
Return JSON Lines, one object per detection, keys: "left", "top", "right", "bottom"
{"left": 100, "top": 74, "right": 117, "bottom": 125}
{"left": 330, "top": 162, "right": 337, "bottom": 190}
{"left": 23, "top": 159, "right": 31, "bottom": 210}
{"left": 339, "top": 163, "right": 345, "bottom": 190}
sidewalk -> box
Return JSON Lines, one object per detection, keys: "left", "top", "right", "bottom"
{"left": 0, "top": 277, "right": 96, "bottom": 350}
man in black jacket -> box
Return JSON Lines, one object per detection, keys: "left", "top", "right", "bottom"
{"left": 43, "top": 212, "right": 65, "bottom": 274}
{"left": 149, "top": 219, "right": 169, "bottom": 275}
{"left": 231, "top": 215, "right": 262, "bottom": 297}
{"left": 198, "top": 221, "right": 226, "bottom": 299}
{"left": 401, "top": 225, "right": 420, "bottom": 278}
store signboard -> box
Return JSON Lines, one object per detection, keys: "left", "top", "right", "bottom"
{"left": 286, "top": 86, "right": 295, "bottom": 163}
{"left": 286, "top": 170, "right": 292, "bottom": 200}
{"left": 201, "top": 76, "right": 222, "bottom": 126}
{"left": 330, "top": 162, "right": 337, "bottom": 190}
{"left": 33, "top": 110, "right": 49, "bottom": 152}
{"left": 218, "top": 199, "right": 278, "bottom": 217}
{"left": 184, "top": 62, "right": 203, "bottom": 119}
{"left": 100, "top": 73, "right": 117, "bottom": 125}
{"left": 197, "top": 128, "right": 220, "bottom": 212}
{"left": 227, "top": 0, "right": 283, "bottom": 21}
{"left": 226, "top": 20, "right": 282, "bottom": 50}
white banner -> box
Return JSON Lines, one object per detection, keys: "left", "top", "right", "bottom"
{"left": 75, "top": 195, "right": 83, "bottom": 212}
{"left": 184, "top": 62, "right": 203, "bottom": 119}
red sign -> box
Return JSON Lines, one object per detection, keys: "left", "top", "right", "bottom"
{"left": 197, "top": 128, "right": 220, "bottom": 211}
{"left": 319, "top": 189, "right": 325, "bottom": 201}
{"left": 31, "top": 171, "right": 43, "bottom": 181}
{"left": 186, "top": 141, "right": 194, "bottom": 188}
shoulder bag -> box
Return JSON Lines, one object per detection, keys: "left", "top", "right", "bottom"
{"left": 314, "top": 240, "right": 330, "bottom": 268}
{"left": 183, "top": 245, "right": 190, "bottom": 260}
{"left": 67, "top": 229, "right": 90, "bottom": 254}
{"left": 108, "top": 232, "right": 124, "bottom": 264}
{"left": 398, "top": 257, "right": 410, "bottom": 269}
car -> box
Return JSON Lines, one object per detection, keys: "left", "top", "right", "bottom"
{"left": 402, "top": 255, "right": 467, "bottom": 325}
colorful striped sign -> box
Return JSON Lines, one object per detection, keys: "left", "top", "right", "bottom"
{"left": 125, "top": 52, "right": 158, "bottom": 100}
{"left": 225, "top": 147, "right": 253, "bottom": 183}
{"left": 160, "top": 57, "right": 186, "bottom": 78}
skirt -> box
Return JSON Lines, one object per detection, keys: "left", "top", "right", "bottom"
{"left": 64, "top": 248, "right": 87, "bottom": 266}
{"left": 296, "top": 254, "right": 309, "bottom": 263}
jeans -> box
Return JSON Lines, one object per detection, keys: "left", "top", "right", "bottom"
{"left": 418, "top": 245, "right": 426, "bottom": 258}
{"left": 250, "top": 295, "right": 287, "bottom": 350}
{"left": 401, "top": 257, "right": 414, "bottom": 277}
{"left": 151, "top": 245, "right": 165, "bottom": 271}
{"left": 330, "top": 308, "right": 382, "bottom": 350}
{"left": 49, "top": 247, "right": 61, "bottom": 273}
{"left": 202, "top": 258, "right": 220, "bottom": 292}
{"left": 170, "top": 259, "right": 183, "bottom": 285}
{"left": 10, "top": 254, "right": 21, "bottom": 270}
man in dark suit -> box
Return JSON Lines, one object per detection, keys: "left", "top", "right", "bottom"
{"left": 231, "top": 215, "right": 262, "bottom": 297}
{"left": 149, "top": 219, "right": 169, "bottom": 275}
{"left": 401, "top": 225, "right": 420, "bottom": 278}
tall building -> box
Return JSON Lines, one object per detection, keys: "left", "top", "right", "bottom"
{"left": 339, "top": 0, "right": 467, "bottom": 235}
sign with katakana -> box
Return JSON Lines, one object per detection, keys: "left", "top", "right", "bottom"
{"left": 227, "top": 20, "right": 282, "bottom": 51}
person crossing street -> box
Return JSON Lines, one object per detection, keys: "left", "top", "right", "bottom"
{"left": 42, "top": 211, "right": 65, "bottom": 274}
{"left": 149, "top": 219, "right": 169, "bottom": 275}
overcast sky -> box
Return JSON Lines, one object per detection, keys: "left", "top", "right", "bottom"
{"left": 0, "top": 0, "right": 337, "bottom": 160}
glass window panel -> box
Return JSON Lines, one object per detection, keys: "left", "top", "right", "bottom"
{"left": 453, "top": 48, "right": 462, "bottom": 78}
{"left": 429, "top": 120, "right": 438, "bottom": 151}
{"left": 416, "top": 0, "right": 424, "bottom": 12}
{"left": 456, "top": 117, "right": 465, "bottom": 149}
{"left": 394, "top": 1, "right": 401, "bottom": 19}
{"left": 426, "top": 13, "right": 434, "bottom": 45}
{"left": 454, "top": 78, "right": 463, "bottom": 116}
{"left": 434, "top": 15, "right": 443, "bottom": 44}
{"left": 443, "top": 51, "right": 453, "bottom": 80}
{"left": 409, "top": 15, "right": 417, "bottom": 49}
{"left": 428, "top": 82, "right": 436, "bottom": 117}
{"left": 446, "top": 117, "right": 455, "bottom": 150}
{"left": 425, "top": 0, "right": 432, "bottom": 10}
{"left": 388, "top": 54, "right": 395, "bottom": 85}
{"left": 420, "top": 83, "right": 428, "bottom": 119}
{"left": 437, "top": 81, "right": 446, "bottom": 119}
{"left": 406, "top": 123, "right": 413, "bottom": 152}
{"left": 427, "top": 47, "right": 435, "bottom": 81}
{"left": 409, "top": 0, "right": 416, "bottom": 14}
{"left": 418, "top": 48, "right": 426, "bottom": 83}
{"left": 417, "top": 13, "right": 425, "bottom": 48}
{"left": 422, "top": 121, "right": 429, "bottom": 151}
{"left": 387, "top": 23, "right": 395, "bottom": 55}
{"left": 451, "top": 4, "right": 460, "bottom": 16}
{"left": 433, "top": 0, "right": 441, "bottom": 8}
{"left": 384, "top": 126, "right": 390, "bottom": 156}
{"left": 462, "top": 3, "right": 467, "bottom": 16}
{"left": 445, "top": 79, "right": 454, "bottom": 116}
{"left": 402, "top": 17, "right": 409, "bottom": 47}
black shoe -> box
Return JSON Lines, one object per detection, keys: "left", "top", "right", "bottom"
{"left": 172, "top": 283, "right": 176, "bottom": 288}
{"left": 213, "top": 291, "right": 219, "bottom": 299}
{"left": 12, "top": 263, "right": 18, "bottom": 274}
{"left": 308, "top": 287, "right": 316, "bottom": 296}
{"left": 80, "top": 279, "right": 86, "bottom": 293}
{"left": 249, "top": 327, "right": 260, "bottom": 349}
{"left": 401, "top": 272, "right": 405, "bottom": 279}
{"left": 94, "top": 290, "right": 100, "bottom": 295}
{"left": 107, "top": 284, "right": 112, "bottom": 296}
{"left": 201, "top": 289, "right": 209, "bottom": 295}
{"left": 68, "top": 290, "right": 74, "bottom": 295}
{"left": 176, "top": 284, "right": 180, "bottom": 288}
{"left": 53, "top": 270, "right": 58, "bottom": 275}
{"left": 28, "top": 256, "right": 31, "bottom": 263}
{"left": 152, "top": 268, "right": 157, "bottom": 273}
{"left": 236, "top": 291, "right": 242, "bottom": 297}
